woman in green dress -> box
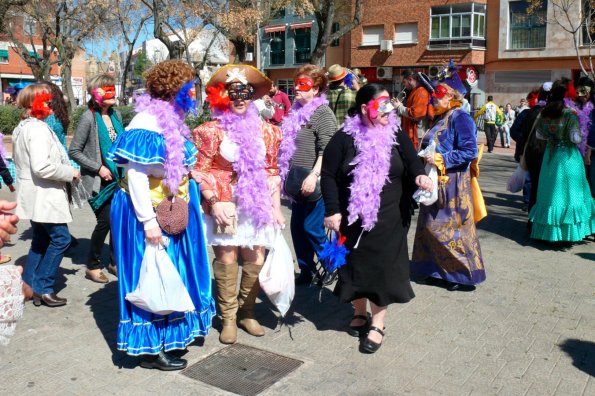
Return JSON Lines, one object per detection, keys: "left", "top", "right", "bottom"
{"left": 529, "top": 78, "right": 595, "bottom": 242}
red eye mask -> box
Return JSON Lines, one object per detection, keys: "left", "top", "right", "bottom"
{"left": 431, "top": 85, "right": 449, "bottom": 100}
{"left": 92, "top": 85, "right": 116, "bottom": 104}
{"left": 31, "top": 92, "right": 53, "bottom": 119}
{"left": 295, "top": 77, "right": 314, "bottom": 92}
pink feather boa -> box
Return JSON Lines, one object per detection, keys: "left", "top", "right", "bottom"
{"left": 212, "top": 104, "right": 273, "bottom": 229}
{"left": 343, "top": 112, "right": 399, "bottom": 231}
{"left": 134, "top": 94, "right": 190, "bottom": 194}
{"left": 563, "top": 98, "right": 593, "bottom": 155}
{"left": 278, "top": 94, "right": 328, "bottom": 181}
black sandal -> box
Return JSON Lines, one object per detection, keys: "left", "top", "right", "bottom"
{"left": 347, "top": 314, "right": 370, "bottom": 337}
{"left": 360, "top": 326, "right": 385, "bottom": 354}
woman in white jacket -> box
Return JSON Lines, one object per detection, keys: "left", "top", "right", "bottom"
{"left": 12, "top": 84, "right": 80, "bottom": 307}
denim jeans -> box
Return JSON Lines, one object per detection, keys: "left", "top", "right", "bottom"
{"left": 290, "top": 199, "right": 327, "bottom": 275}
{"left": 22, "top": 221, "right": 71, "bottom": 294}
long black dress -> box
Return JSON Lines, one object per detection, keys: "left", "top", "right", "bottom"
{"left": 321, "top": 128, "right": 425, "bottom": 306}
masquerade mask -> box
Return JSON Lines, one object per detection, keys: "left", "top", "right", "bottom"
{"left": 295, "top": 77, "right": 314, "bottom": 92}
{"left": 227, "top": 82, "right": 255, "bottom": 101}
{"left": 366, "top": 95, "right": 393, "bottom": 121}
{"left": 92, "top": 85, "right": 116, "bottom": 105}
{"left": 431, "top": 85, "right": 449, "bottom": 100}
{"left": 577, "top": 86, "right": 592, "bottom": 97}
{"left": 31, "top": 91, "right": 53, "bottom": 119}
{"left": 174, "top": 80, "right": 198, "bottom": 114}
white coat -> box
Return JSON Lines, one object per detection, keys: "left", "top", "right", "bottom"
{"left": 12, "top": 118, "right": 75, "bottom": 223}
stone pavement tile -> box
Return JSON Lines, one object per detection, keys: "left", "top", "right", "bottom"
{"left": 415, "top": 344, "right": 458, "bottom": 370}
{"left": 554, "top": 377, "right": 589, "bottom": 396}
{"left": 521, "top": 354, "right": 560, "bottom": 382}
{"left": 492, "top": 353, "right": 534, "bottom": 380}
{"left": 461, "top": 357, "right": 507, "bottom": 388}
{"left": 524, "top": 377, "right": 560, "bottom": 396}
{"left": 443, "top": 362, "right": 480, "bottom": 386}
{"left": 583, "top": 376, "right": 595, "bottom": 396}
{"left": 493, "top": 377, "right": 532, "bottom": 395}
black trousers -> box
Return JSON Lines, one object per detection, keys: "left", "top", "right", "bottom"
{"left": 87, "top": 200, "right": 114, "bottom": 270}
{"left": 484, "top": 123, "right": 497, "bottom": 152}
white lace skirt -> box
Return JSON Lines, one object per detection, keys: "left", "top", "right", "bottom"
{"left": 0, "top": 266, "right": 25, "bottom": 346}
{"left": 203, "top": 210, "right": 277, "bottom": 249}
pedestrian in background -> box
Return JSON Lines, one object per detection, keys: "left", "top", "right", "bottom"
{"left": 266, "top": 84, "right": 291, "bottom": 126}
{"left": 394, "top": 69, "right": 433, "bottom": 149}
{"left": 69, "top": 73, "right": 123, "bottom": 284}
{"left": 474, "top": 95, "right": 503, "bottom": 153}
{"left": 529, "top": 78, "right": 595, "bottom": 243}
{"left": 279, "top": 64, "right": 336, "bottom": 285}
{"left": 321, "top": 83, "right": 432, "bottom": 354}
{"left": 501, "top": 103, "right": 515, "bottom": 148}
{"left": 326, "top": 64, "right": 356, "bottom": 126}
{"left": 411, "top": 71, "right": 486, "bottom": 292}
{"left": 13, "top": 84, "right": 80, "bottom": 307}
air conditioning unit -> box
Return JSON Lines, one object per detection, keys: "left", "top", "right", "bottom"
{"left": 380, "top": 40, "right": 393, "bottom": 52}
{"left": 377, "top": 67, "right": 393, "bottom": 80}
{"left": 245, "top": 52, "right": 254, "bottom": 62}
{"left": 428, "top": 65, "right": 442, "bottom": 78}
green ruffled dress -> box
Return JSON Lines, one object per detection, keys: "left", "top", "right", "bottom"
{"left": 529, "top": 108, "right": 595, "bottom": 241}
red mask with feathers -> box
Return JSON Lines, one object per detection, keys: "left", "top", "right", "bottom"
{"left": 31, "top": 92, "right": 53, "bottom": 119}
{"left": 206, "top": 83, "right": 231, "bottom": 112}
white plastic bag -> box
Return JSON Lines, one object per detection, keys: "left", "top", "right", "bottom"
{"left": 125, "top": 237, "right": 195, "bottom": 315}
{"left": 259, "top": 230, "right": 295, "bottom": 317}
{"left": 506, "top": 165, "right": 527, "bottom": 193}
{"left": 413, "top": 141, "right": 439, "bottom": 206}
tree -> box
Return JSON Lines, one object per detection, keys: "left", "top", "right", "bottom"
{"left": 0, "top": 0, "right": 29, "bottom": 33}
{"left": 528, "top": 0, "right": 595, "bottom": 80}
{"left": 134, "top": 49, "right": 152, "bottom": 81}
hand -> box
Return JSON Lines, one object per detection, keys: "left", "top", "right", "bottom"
{"left": 585, "top": 149, "right": 592, "bottom": 166}
{"left": 301, "top": 173, "right": 318, "bottom": 197}
{"left": 98, "top": 165, "right": 112, "bottom": 182}
{"left": 324, "top": 213, "right": 342, "bottom": 233}
{"left": 72, "top": 169, "right": 81, "bottom": 182}
{"left": 0, "top": 200, "right": 18, "bottom": 247}
{"left": 7, "top": 184, "right": 15, "bottom": 193}
{"left": 145, "top": 226, "right": 163, "bottom": 245}
{"left": 272, "top": 207, "right": 286, "bottom": 228}
{"left": 425, "top": 154, "right": 436, "bottom": 165}
{"left": 190, "top": 170, "right": 204, "bottom": 183}
{"left": 392, "top": 98, "right": 403, "bottom": 108}
{"left": 211, "top": 201, "right": 232, "bottom": 226}
{"left": 415, "top": 175, "right": 434, "bottom": 192}
{"left": 262, "top": 95, "right": 273, "bottom": 107}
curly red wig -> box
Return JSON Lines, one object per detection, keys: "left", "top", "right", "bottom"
{"left": 145, "top": 60, "right": 195, "bottom": 102}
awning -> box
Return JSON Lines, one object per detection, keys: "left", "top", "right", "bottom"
{"left": 290, "top": 21, "right": 313, "bottom": 30}
{"left": 0, "top": 49, "right": 8, "bottom": 58}
{"left": 264, "top": 24, "right": 286, "bottom": 34}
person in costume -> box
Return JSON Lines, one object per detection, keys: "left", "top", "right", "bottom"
{"left": 69, "top": 74, "right": 123, "bottom": 284}
{"left": 108, "top": 60, "right": 215, "bottom": 370}
{"left": 528, "top": 78, "right": 595, "bottom": 243}
{"left": 411, "top": 64, "right": 487, "bottom": 292}
{"left": 394, "top": 69, "right": 434, "bottom": 149}
{"left": 13, "top": 84, "right": 80, "bottom": 307}
{"left": 563, "top": 77, "right": 594, "bottom": 161}
{"left": 321, "top": 83, "right": 432, "bottom": 354}
{"left": 193, "top": 64, "right": 285, "bottom": 345}
{"left": 43, "top": 81, "right": 70, "bottom": 151}
{"left": 279, "top": 64, "right": 337, "bottom": 284}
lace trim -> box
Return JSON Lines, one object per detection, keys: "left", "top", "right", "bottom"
{"left": 0, "top": 267, "right": 25, "bottom": 346}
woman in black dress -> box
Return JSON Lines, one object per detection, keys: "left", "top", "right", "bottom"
{"left": 321, "top": 84, "right": 433, "bottom": 353}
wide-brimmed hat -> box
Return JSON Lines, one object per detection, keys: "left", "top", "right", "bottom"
{"left": 206, "top": 64, "right": 272, "bottom": 99}
{"left": 327, "top": 64, "right": 348, "bottom": 82}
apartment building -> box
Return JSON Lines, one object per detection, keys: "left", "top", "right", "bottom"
{"left": 349, "top": 0, "right": 487, "bottom": 108}
{"left": 485, "top": 0, "right": 582, "bottom": 106}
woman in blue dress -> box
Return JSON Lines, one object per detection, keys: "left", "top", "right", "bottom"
{"left": 108, "top": 60, "right": 215, "bottom": 370}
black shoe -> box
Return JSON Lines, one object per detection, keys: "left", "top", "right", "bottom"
{"left": 140, "top": 351, "right": 187, "bottom": 371}
{"left": 295, "top": 272, "right": 313, "bottom": 285}
{"left": 347, "top": 313, "right": 370, "bottom": 337}
{"left": 360, "top": 326, "right": 385, "bottom": 354}
{"left": 446, "top": 282, "right": 476, "bottom": 292}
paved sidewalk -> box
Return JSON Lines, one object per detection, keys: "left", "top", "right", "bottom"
{"left": 0, "top": 152, "right": 593, "bottom": 396}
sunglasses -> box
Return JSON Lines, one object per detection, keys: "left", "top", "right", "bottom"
{"left": 228, "top": 83, "right": 255, "bottom": 101}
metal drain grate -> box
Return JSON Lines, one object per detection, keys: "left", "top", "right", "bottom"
{"left": 182, "top": 343, "right": 303, "bottom": 395}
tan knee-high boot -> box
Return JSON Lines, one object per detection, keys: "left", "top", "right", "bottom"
{"left": 212, "top": 260, "right": 239, "bottom": 344}
{"left": 237, "top": 261, "right": 265, "bottom": 336}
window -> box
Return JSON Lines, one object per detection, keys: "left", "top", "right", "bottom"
{"left": 331, "top": 23, "right": 340, "bottom": 47}
{"left": 294, "top": 28, "right": 311, "bottom": 63}
{"left": 277, "top": 79, "right": 295, "bottom": 101}
{"left": 0, "top": 44, "right": 8, "bottom": 63}
{"left": 582, "top": 0, "right": 594, "bottom": 45}
{"left": 509, "top": 1, "right": 547, "bottom": 49}
{"left": 362, "top": 25, "right": 383, "bottom": 46}
{"left": 429, "top": 3, "right": 486, "bottom": 49}
{"left": 395, "top": 23, "right": 418, "bottom": 44}
{"left": 269, "top": 31, "right": 285, "bottom": 65}
{"left": 23, "top": 15, "right": 36, "bottom": 36}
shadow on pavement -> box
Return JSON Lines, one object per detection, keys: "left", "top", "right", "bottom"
{"left": 86, "top": 281, "right": 138, "bottom": 369}
{"left": 576, "top": 252, "right": 595, "bottom": 262}
{"left": 559, "top": 339, "right": 595, "bottom": 377}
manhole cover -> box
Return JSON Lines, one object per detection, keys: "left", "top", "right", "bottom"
{"left": 182, "top": 343, "right": 303, "bottom": 395}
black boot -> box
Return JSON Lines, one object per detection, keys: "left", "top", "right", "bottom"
{"left": 140, "top": 350, "right": 187, "bottom": 371}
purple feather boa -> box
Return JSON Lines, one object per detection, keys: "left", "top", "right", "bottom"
{"left": 343, "top": 112, "right": 399, "bottom": 231}
{"left": 134, "top": 94, "right": 190, "bottom": 193}
{"left": 564, "top": 98, "right": 593, "bottom": 155}
{"left": 212, "top": 104, "right": 273, "bottom": 229}
{"left": 278, "top": 94, "right": 328, "bottom": 181}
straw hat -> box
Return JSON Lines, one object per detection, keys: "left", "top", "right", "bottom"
{"left": 327, "top": 64, "right": 348, "bottom": 82}
{"left": 206, "top": 64, "right": 272, "bottom": 99}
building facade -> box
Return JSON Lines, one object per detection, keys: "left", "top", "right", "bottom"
{"left": 485, "top": 0, "right": 582, "bottom": 106}
{"left": 349, "top": 0, "right": 487, "bottom": 108}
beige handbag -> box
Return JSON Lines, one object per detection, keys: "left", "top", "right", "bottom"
{"left": 214, "top": 202, "right": 237, "bottom": 235}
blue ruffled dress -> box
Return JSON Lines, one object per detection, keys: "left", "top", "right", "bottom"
{"left": 108, "top": 123, "right": 216, "bottom": 356}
